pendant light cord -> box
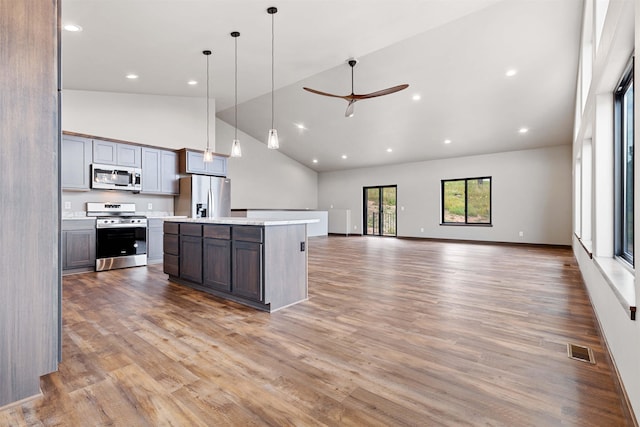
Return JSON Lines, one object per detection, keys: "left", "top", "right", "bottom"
{"left": 271, "top": 10, "right": 275, "bottom": 130}
{"left": 234, "top": 36, "right": 238, "bottom": 140}
{"left": 206, "top": 52, "right": 210, "bottom": 151}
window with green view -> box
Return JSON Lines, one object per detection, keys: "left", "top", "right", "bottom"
{"left": 614, "top": 60, "right": 634, "bottom": 266}
{"left": 442, "top": 177, "right": 491, "bottom": 225}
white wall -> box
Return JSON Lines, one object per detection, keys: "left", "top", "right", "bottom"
{"left": 62, "top": 90, "right": 213, "bottom": 151}
{"left": 319, "top": 145, "right": 572, "bottom": 245}
{"left": 62, "top": 90, "right": 318, "bottom": 211}
{"left": 571, "top": 0, "right": 640, "bottom": 420}
{"left": 216, "top": 119, "right": 318, "bottom": 210}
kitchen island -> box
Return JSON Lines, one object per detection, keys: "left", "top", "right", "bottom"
{"left": 163, "top": 217, "right": 318, "bottom": 312}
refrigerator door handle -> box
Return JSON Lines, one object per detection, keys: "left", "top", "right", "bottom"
{"left": 207, "top": 187, "right": 214, "bottom": 218}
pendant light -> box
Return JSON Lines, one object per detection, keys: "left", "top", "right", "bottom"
{"left": 230, "top": 31, "right": 242, "bottom": 157}
{"left": 203, "top": 50, "right": 214, "bottom": 162}
{"left": 266, "top": 7, "right": 279, "bottom": 149}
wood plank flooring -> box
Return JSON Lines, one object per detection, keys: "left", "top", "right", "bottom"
{"left": 0, "top": 236, "right": 630, "bottom": 426}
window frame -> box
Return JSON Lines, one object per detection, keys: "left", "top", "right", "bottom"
{"left": 440, "top": 176, "right": 492, "bottom": 226}
{"left": 613, "top": 58, "right": 634, "bottom": 266}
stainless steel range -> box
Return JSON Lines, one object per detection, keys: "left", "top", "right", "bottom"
{"left": 87, "top": 202, "right": 147, "bottom": 271}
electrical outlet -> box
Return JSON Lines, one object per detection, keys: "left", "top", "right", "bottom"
{"left": 147, "top": 203, "right": 153, "bottom": 210}
{"left": 300, "top": 242, "right": 305, "bottom": 252}
{"left": 401, "top": 206, "right": 405, "bottom": 211}
{"left": 330, "top": 204, "right": 334, "bottom": 209}
{"left": 420, "top": 227, "right": 424, "bottom": 233}
{"left": 519, "top": 231, "right": 524, "bottom": 237}
{"left": 64, "top": 201, "right": 71, "bottom": 210}
{"left": 354, "top": 225, "right": 357, "bottom": 230}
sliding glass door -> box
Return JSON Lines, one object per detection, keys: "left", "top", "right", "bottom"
{"left": 364, "top": 185, "right": 397, "bottom": 236}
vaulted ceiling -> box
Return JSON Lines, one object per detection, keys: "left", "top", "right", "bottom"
{"left": 62, "top": 0, "right": 583, "bottom": 172}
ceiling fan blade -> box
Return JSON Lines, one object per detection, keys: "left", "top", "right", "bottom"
{"left": 345, "top": 100, "right": 356, "bottom": 118}
{"left": 352, "top": 84, "right": 410, "bottom": 100}
{"left": 303, "top": 87, "right": 349, "bottom": 100}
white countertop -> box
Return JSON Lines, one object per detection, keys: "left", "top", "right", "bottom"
{"left": 146, "top": 216, "right": 188, "bottom": 219}
{"left": 62, "top": 217, "right": 96, "bottom": 221}
{"left": 165, "top": 217, "right": 319, "bottom": 226}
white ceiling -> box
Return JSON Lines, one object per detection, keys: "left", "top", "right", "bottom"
{"left": 62, "top": 0, "right": 583, "bottom": 172}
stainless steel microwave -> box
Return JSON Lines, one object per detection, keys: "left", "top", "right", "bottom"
{"left": 91, "top": 163, "right": 142, "bottom": 191}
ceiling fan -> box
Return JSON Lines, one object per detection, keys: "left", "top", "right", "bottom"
{"left": 303, "top": 58, "right": 409, "bottom": 118}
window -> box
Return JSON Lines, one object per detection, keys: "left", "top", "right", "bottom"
{"left": 614, "top": 60, "right": 634, "bottom": 265}
{"left": 441, "top": 177, "right": 491, "bottom": 225}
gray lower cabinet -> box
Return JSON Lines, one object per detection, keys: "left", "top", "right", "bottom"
{"left": 179, "top": 224, "right": 203, "bottom": 284}
{"left": 62, "top": 135, "right": 92, "bottom": 190}
{"left": 62, "top": 220, "right": 96, "bottom": 273}
{"left": 163, "top": 222, "right": 179, "bottom": 276}
{"left": 147, "top": 219, "right": 164, "bottom": 264}
{"left": 232, "top": 226, "right": 264, "bottom": 302}
{"left": 163, "top": 221, "right": 308, "bottom": 312}
{"left": 203, "top": 238, "right": 232, "bottom": 292}
{"left": 232, "top": 240, "right": 263, "bottom": 301}
{"left": 141, "top": 148, "right": 178, "bottom": 195}
{"left": 202, "top": 224, "right": 231, "bottom": 292}
{"left": 93, "top": 140, "right": 142, "bottom": 168}
{"left": 163, "top": 222, "right": 312, "bottom": 312}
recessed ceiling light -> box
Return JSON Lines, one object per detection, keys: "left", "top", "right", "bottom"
{"left": 341, "top": 154, "right": 347, "bottom": 159}
{"left": 312, "top": 159, "right": 318, "bottom": 164}
{"left": 505, "top": 69, "right": 517, "bottom": 77}
{"left": 444, "top": 139, "right": 452, "bottom": 144}
{"left": 519, "top": 127, "right": 529, "bottom": 134}
{"left": 187, "top": 80, "right": 198, "bottom": 85}
{"left": 126, "top": 74, "right": 139, "bottom": 80}
{"left": 63, "top": 24, "right": 82, "bottom": 32}
{"left": 386, "top": 148, "right": 393, "bottom": 153}
{"left": 295, "top": 123, "right": 306, "bottom": 130}
{"left": 412, "top": 94, "right": 421, "bottom": 101}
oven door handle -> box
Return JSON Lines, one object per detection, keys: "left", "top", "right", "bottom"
{"left": 96, "top": 224, "right": 147, "bottom": 229}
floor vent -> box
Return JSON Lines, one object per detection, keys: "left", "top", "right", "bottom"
{"left": 567, "top": 343, "right": 595, "bottom": 364}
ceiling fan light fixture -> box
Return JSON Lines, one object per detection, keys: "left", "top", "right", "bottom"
{"left": 345, "top": 100, "right": 355, "bottom": 118}
{"left": 303, "top": 57, "right": 409, "bottom": 118}
{"left": 266, "top": 7, "right": 279, "bottom": 150}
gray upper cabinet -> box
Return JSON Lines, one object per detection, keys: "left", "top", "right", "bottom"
{"left": 93, "top": 140, "right": 141, "bottom": 168}
{"left": 179, "top": 149, "right": 227, "bottom": 177}
{"left": 93, "top": 140, "right": 116, "bottom": 165}
{"left": 62, "top": 135, "right": 92, "bottom": 191}
{"left": 141, "top": 147, "right": 178, "bottom": 195}
{"left": 161, "top": 150, "right": 179, "bottom": 194}
{"left": 141, "top": 148, "right": 161, "bottom": 193}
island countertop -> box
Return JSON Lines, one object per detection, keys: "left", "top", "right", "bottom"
{"left": 164, "top": 217, "right": 319, "bottom": 226}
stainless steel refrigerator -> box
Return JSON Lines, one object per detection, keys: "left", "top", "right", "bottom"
{"left": 174, "top": 175, "right": 231, "bottom": 218}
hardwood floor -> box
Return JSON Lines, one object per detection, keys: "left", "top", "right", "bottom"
{"left": 0, "top": 236, "right": 630, "bottom": 426}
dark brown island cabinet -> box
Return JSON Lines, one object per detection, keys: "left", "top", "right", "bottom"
{"left": 163, "top": 218, "right": 317, "bottom": 312}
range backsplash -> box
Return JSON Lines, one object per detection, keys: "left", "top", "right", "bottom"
{"left": 62, "top": 189, "right": 174, "bottom": 218}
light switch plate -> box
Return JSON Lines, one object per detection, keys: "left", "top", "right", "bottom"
{"left": 64, "top": 201, "right": 71, "bottom": 210}
{"left": 147, "top": 203, "right": 153, "bottom": 210}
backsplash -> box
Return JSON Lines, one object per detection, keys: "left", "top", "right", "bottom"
{"left": 62, "top": 190, "right": 174, "bottom": 218}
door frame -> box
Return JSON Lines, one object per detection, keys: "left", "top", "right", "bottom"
{"left": 363, "top": 185, "right": 397, "bottom": 237}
